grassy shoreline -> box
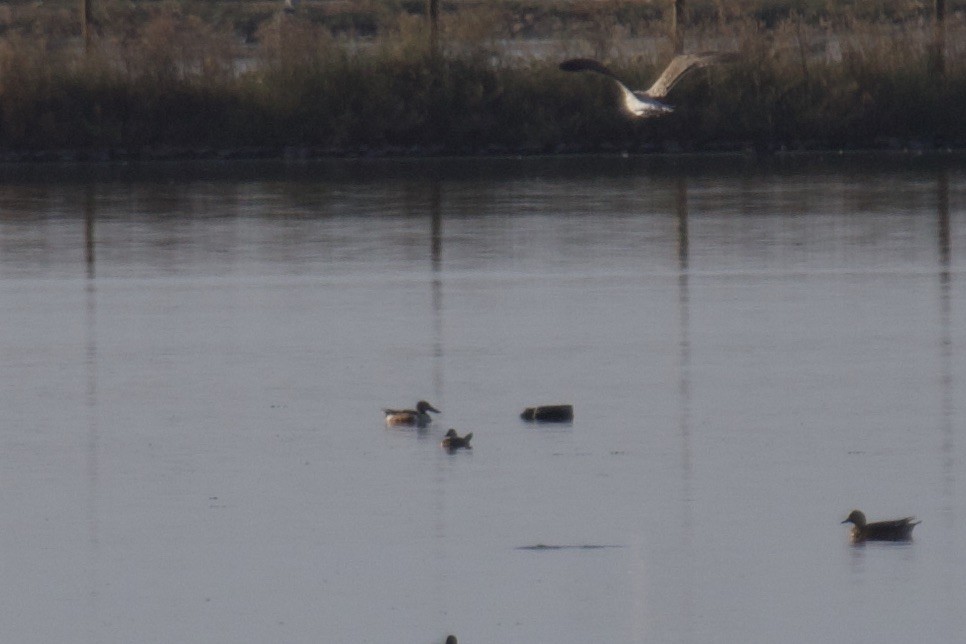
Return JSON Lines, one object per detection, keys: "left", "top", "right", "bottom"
{"left": 1, "top": 1, "right": 964, "bottom": 159}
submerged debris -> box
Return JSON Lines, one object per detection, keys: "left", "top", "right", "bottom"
{"left": 516, "top": 544, "right": 623, "bottom": 550}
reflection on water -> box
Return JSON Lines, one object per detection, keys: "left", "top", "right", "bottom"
{"left": 937, "top": 169, "right": 955, "bottom": 504}
{"left": 1, "top": 154, "right": 965, "bottom": 644}
{"left": 673, "top": 174, "right": 696, "bottom": 641}
{"left": 84, "top": 209, "right": 100, "bottom": 644}
{"left": 430, "top": 180, "right": 444, "bottom": 400}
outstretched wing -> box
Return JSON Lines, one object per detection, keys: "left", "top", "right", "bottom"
{"left": 644, "top": 51, "right": 738, "bottom": 99}
{"left": 559, "top": 58, "right": 618, "bottom": 79}
{"left": 560, "top": 58, "right": 646, "bottom": 114}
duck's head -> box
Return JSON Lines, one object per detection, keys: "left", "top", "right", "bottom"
{"left": 444, "top": 429, "right": 458, "bottom": 439}
{"left": 842, "top": 510, "right": 866, "bottom": 527}
{"left": 417, "top": 400, "right": 440, "bottom": 414}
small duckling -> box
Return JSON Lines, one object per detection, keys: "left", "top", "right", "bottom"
{"left": 441, "top": 429, "right": 472, "bottom": 450}
{"left": 841, "top": 509, "right": 920, "bottom": 542}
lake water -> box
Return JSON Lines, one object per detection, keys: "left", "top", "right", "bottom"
{"left": 2, "top": 155, "right": 965, "bottom": 644}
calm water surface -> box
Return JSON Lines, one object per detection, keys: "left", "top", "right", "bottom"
{"left": 2, "top": 156, "right": 965, "bottom": 643}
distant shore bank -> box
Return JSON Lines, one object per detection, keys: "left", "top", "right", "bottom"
{"left": 1, "top": 2, "right": 964, "bottom": 158}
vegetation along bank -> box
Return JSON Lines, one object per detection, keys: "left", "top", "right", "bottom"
{"left": 0, "top": 0, "right": 964, "bottom": 159}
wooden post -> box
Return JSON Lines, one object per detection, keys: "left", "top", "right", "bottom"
{"left": 81, "top": 0, "right": 93, "bottom": 54}
{"left": 427, "top": 0, "right": 439, "bottom": 57}
{"left": 932, "top": 0, "right": 946, "bottom": 76}
{"left": 671, "top": 0, "right": 685, "bottom": 54}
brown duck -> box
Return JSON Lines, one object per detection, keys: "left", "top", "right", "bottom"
{"left": 441, "top": 429, "right": 472, "bottom": 450}
{"left": 842, "top": 510, "right": 920, "bottom": 542}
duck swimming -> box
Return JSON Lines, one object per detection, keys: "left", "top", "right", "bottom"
{"left": 441, "top": 429, "right": 472, "bottom": 450}
{"left": 383, "top": 400, "right": 440, "bottom": 428}
{"left": 841, "top": 509, "right": 920, "bottom": 542}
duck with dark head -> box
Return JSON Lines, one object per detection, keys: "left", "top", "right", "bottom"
{"left": 382, "top": 400, "right": 440, "bottom": 428}
{"left": 842, "top": 509, "right": 920, "bottom": 543}
{"left": 441, "top": 429, "right": 472, "bottom": 451}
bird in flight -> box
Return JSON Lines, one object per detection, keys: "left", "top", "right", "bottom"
{"left": 559, "top": 52, "right": 737, "bottom": 118}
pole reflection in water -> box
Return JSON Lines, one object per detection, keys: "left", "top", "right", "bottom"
{"left": 427, "top": 178, "right": 451, "bottom": 623}
{"left": 83, "top": 185, "right": 101, "bottom": 641}
{"left": 934, "top": 166, "right": 957, "bottom": 636}
{"left": 673, "top": 175, "right": 695, "bottom": 640}
{"left": 430, "top": 180, "right": 444, "bottom": 402}
{"left": 84, "top": 185, "right": 95, "bottom": 280}
{"left": 936, "top": 169, "right": 954, "bottom": 501}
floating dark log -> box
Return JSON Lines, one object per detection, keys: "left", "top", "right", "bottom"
{"left": 520, "top": 405, "right": 574, "bottom": 422}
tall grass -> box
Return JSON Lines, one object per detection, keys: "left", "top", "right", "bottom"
{"left": 0, "top": 1, "right": 963, "bottom": 156}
